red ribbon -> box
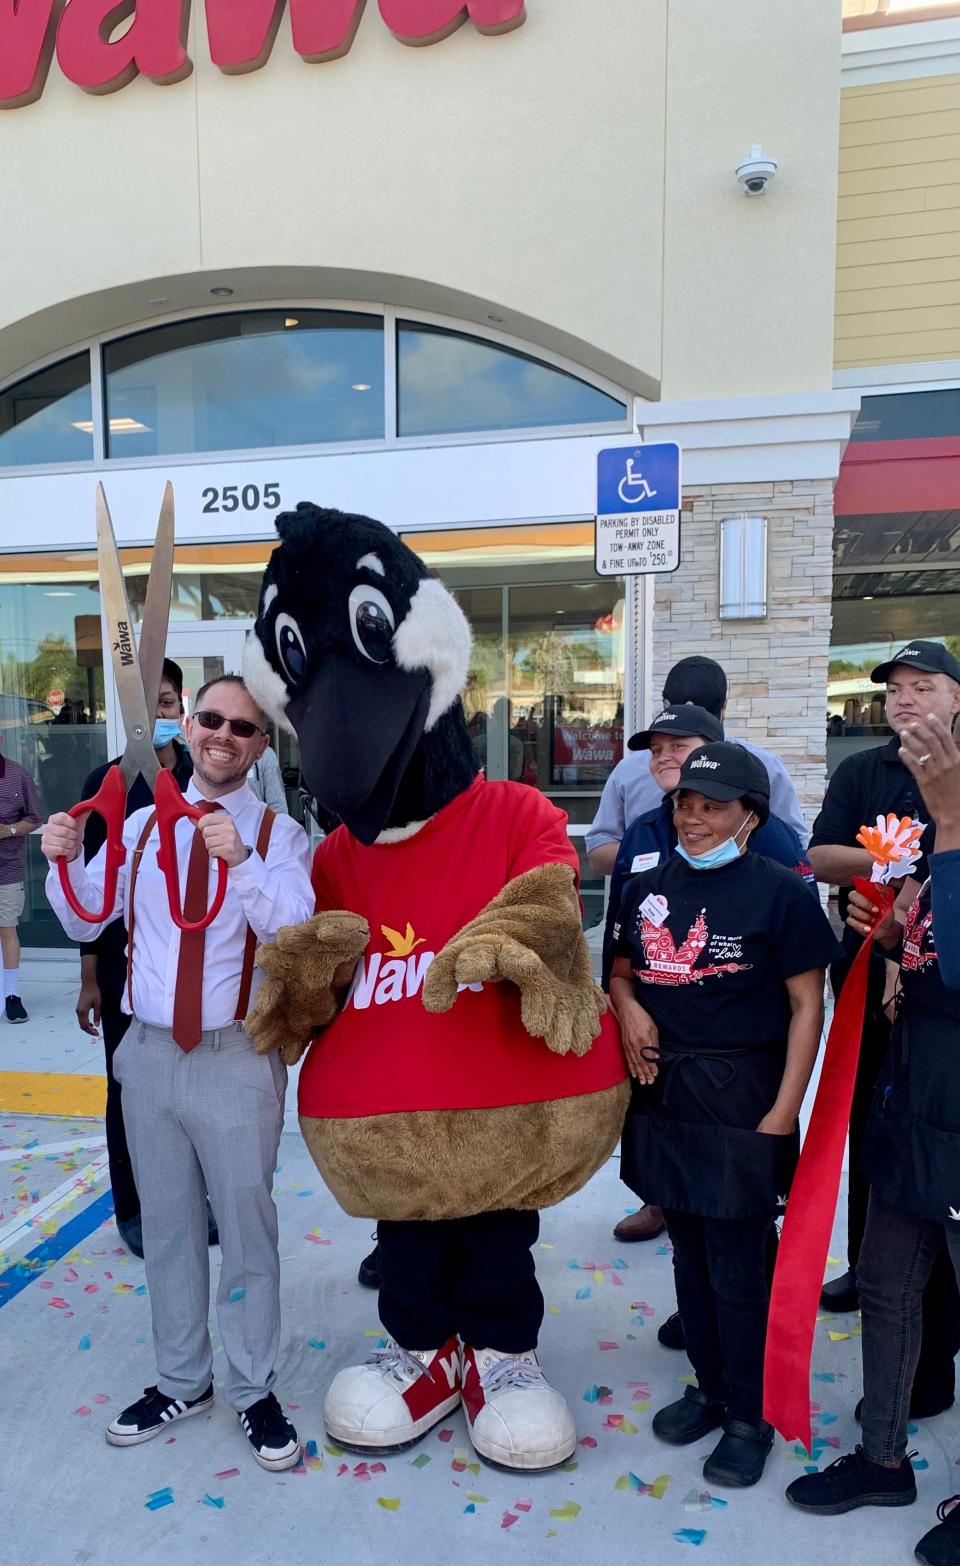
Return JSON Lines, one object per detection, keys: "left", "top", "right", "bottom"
{"left": 762, "top": 876, "right": 895, "bottom": 1451}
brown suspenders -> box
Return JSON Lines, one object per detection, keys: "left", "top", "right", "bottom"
{"left": 125, "top": 806, "right": 277, "bottom": 1020}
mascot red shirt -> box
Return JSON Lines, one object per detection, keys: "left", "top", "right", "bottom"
{"left": 300, "top": 775, "right": 625, "bottom": 1119}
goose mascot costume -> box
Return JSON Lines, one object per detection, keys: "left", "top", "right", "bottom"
{"left": 244, "top": 504, "right": 628, "bottom": 1471}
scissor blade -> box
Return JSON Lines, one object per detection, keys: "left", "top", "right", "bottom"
{"left": 96, "top": 486, "right": 159, "bottom": 793}
{"left": 138, "top": 481, "right": 175, "bottom": 723}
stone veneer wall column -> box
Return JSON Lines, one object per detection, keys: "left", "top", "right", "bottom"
{"left": 650, "top": 477, "right": 835, "bottom": 830}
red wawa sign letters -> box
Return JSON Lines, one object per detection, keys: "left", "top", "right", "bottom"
{"left": 0, "top": 0, "right": 527, "bottom": 110}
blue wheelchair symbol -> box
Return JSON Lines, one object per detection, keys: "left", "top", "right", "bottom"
{"left": 597, "top": 444, "right": 680, "bottom": 515}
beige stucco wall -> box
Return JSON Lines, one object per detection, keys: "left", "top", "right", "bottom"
{"left": 0, "top": 0, "right": 841, "bottom": 401}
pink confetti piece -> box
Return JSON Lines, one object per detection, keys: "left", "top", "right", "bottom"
{"left": 579, "top": 1436, "right": 598, "bottom": 1449}
{"left": 63, "top": 1268, "right": 78, "bottom": 1282}
{"left": 501, "top": 1513, "right": 519, "bottom": 1530}
{"left": 514, "top": 1498, "right": 533, "bottom": 1512}
{"left": 73, "top": 1406, "right": 91, "bottom": 1417}
{"left": 213, "top": 1468, "right": 241, "bottom": 1480}
{"left": 438, "top": 1428, "right": 454, "bottom": 1443}
{"left": 94, "top": 1394, "right": 110, "bottom": 1404}
{"left": 598, "top": 1340, "right": 619, "bottom": 1350}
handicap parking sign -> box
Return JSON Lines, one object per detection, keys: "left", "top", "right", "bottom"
{"left": 595, "top": 443, "right": 681, "bottom": 577}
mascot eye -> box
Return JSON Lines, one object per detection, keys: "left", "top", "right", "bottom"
{"left": 348, "top": 585, "right": 395, "bottom": 665}
{"left": 275, "top": 613, "right": 308, "bottom": 685}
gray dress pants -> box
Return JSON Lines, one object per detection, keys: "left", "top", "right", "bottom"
{"left": 113, "top": 1020, "right": 287, "bottom": 1412}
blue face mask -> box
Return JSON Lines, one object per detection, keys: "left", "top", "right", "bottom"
{"left": 152, "top": 718, "right": 181, "bottom": 748}
{"left": 675, "top": 814, "right": 756, "bottom": 871}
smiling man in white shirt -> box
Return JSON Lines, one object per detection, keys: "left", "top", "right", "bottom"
{"left": 43, "top": 675, "right": 314, "bottom": 1475}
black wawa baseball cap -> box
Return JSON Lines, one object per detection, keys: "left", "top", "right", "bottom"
{"left": 871, "top": 640, "right": 960, "bottom": 686}
{"left": 673, "top": 741, "right": 771, "bottom": 824}
{"left": 628, "top": 704, "right": 724, "bottom": 751}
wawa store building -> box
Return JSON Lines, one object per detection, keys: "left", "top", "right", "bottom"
{"left": 0, "top": 0, "right": 857, "bottom": 946}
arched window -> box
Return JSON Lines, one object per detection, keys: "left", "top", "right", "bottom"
{"left": 398, "top": 320, "right": 627, "bottom": 436}
{"left": 103, "top": 310, "right": 385, "bottom": 457}
{"left": 0, "top": 307, "right": 630, "bottom": 469}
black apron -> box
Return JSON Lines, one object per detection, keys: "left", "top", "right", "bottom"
{"left": 620, "top": 1039, "right": 799, "bottom": 1220}
{"left": 861, "top": 1000, "right": 960, "bottom": 1223}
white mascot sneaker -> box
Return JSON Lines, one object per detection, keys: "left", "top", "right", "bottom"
{"left": 461, "top": 1346, "right": 576, "bottom": 1470}
{"left": 324, "top": 1337, "right": 462, "bottom": 1453}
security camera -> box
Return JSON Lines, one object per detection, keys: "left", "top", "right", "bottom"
{"left": 736, "top": 145, "right": 778, "bottom": 196}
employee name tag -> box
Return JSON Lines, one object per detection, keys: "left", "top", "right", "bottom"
{"left": 640, "top": 893, "right": 669, "bottom": 927}
{"left": 631, "top": 851, "right": 660, "bottom": 873}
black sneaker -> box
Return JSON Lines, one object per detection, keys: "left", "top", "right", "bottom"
{"left": 916, "top": 1496, "right": 960, "bottom": 1565}
{"left": 786, "top": 1446, "right": 917, "bottom": 1515}
{"left": 238, "top": 1392, "right": 301, "bottom": 1471}
{"left": 820, "top": 1268, "right": 859, "bottom": 1313}
{"left": 105, "top": 1384, "right": 213, "bottom": 1446}
{"left": 117, "top": 1215, "right": 144, "bottom": 1259}
{"left": 358, "top": 1243, "right": 381, "bottom": 1290}
{"left": 5, "top": 995, "right": 27, "bottom": 1023}
{"left": 658, "top": 1310, "right": 686, "bottom": 1351}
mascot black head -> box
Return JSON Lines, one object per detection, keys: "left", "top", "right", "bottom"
{"left": 244, "top": 504, "right": 477, "bottom": 845}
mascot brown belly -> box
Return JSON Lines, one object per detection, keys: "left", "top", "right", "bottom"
{"left": 243, "top": 504, "right": 628, "bottom": 1472}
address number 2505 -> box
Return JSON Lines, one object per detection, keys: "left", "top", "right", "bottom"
{"left": 201, "top": 483, "right": 282, "bottom": 514}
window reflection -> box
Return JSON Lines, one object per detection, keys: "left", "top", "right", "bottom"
{"left": 0, "top": 567, "right": 107, "bottom": 945}
{"left": 398, "top": 321, "right": 627, "bottom": 437}
{"left": 103, "top": 311, "right": 385, "bottom": 457}
{"left": 0, "top": 355, "right": 93, "bottom": 468}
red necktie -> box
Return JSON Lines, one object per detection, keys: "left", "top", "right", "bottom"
{"left": 171, "top": 802, "right": 221, "bottom": 1052}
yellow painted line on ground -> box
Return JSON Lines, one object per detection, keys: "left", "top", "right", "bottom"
{"left": 0, "top": 1072, "right": 106, "bottom": 1118}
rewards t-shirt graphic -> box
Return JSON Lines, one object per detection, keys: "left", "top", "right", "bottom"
{"left": 636, "top": 907, "right": 752, "bottom": 987}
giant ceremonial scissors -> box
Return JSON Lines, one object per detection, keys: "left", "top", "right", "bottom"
{"left": 56, "top": 484, "right": 228, "bottom": 933}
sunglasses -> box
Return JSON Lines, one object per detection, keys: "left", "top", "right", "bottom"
{"left": 193, "top": 709, "right": 264, "bottom": 741}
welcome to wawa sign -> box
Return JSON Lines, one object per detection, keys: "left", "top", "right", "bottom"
{"left": 0, "top": 0, "right": 527, "bottom": 110}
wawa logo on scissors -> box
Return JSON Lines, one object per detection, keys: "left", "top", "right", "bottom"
{"left": 0, "top": 1, "right": 527, "bottom": 112}
{"left": 346, "top": 922, "right": 483, "bottom": 1011}
{"left": 112, "top": 619, "right": 135, "bottom": 669}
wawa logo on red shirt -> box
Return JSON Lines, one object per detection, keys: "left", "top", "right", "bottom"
{"left": 1, "top": 1, "right": 527, "bottom": 111}
{"left": 635, "top": 910, "right": 752, "bottom": 988}
{"left": 902, "top": 897, "right": 937, "bottom": 973}
{"left": 346, "top": 921, "right": 483, "bottom": 1011}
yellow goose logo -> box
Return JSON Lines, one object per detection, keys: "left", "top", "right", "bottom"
{"left": 380, "top": 922, "right": 425, "bottom": 958}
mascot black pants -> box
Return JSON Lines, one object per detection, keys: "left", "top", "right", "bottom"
{"left": 377, "top": 1210, "right": 543, "bottom": 1353}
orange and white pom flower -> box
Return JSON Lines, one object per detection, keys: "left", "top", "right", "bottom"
{"left": 856, "top": 812, "right": 926, "bottom": 884}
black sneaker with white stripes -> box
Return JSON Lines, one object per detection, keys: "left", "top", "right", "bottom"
{"left": 105, "top": 1384, "right": 214, "bottom": 1446}
{"left": 238, "top": 1393, "right": 301, "bottom": 1471}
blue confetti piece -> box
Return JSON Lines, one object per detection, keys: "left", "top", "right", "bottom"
{"left": 145, "top": 1488, "right": 174, "bottom": 1511}
{"left": 227, "top": 1286, "right": 246, "bottom": 1303}
{"left": 134, "top": 1285, "right": 147, "bottom": 1296}
{"left": 656, "top": 1245, "right": 671, "bottom": 1256}
{"left": 305, "top": 1440, "right": 319, "bottom": 1458}
{"left": 817, "top": 1412, "right": 838, "bottom": 1425}
{"left": 804, "top": 1464, "right": 819, "bottom": 1474}
{"left": 813, "top": 1373, "right": 837, "bottom": 1383}
{"left": 296, "top": 1190, "right": 315, "bottom": 1197}
{"left": 583, "top": 1385, "right": 601, "bottom": 1403}
{"left": 907, "top": 1423, "right": 919, "bottom": 1435}
{"left": 77, "top": 1335, "right": 91, "bottom": 1351}
{"left": 612, "top": 1258, "right": 629, "bottom": 1270}
{"left": 464, "top": 1504, "right": 476, "bottom": 1514}
{"left": 308, "top": 1339, "right": 326, "bottom": 1350}
{"left": 575, "top": 1287, "right": 591, "bottom": 1300}
{"left": 674, "top": 1529, "right": 706, "bottom": 1546}
{"left": 566, "top": 1261, "right": 581, "bottom": 1271}
{"left": 914, "top": 1458, "right": 929, "bottom": 1470}
{"left": 202, "top": 1494, "right": 224, "bottom": 1509}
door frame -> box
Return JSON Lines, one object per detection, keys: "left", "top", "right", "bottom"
{"left": 108, "top": 619, "right": 252, "bottom": 756}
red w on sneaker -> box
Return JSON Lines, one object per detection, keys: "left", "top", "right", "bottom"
{"left": 324, "top": 1337, "right": 462, "bottom": 1453}
{"left": 462, "top": 1345, "right": 576, "bottom": 1471}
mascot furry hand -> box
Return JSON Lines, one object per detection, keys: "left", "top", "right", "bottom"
{"left": 244, "top": 504, "right": 628, "bottom": 1473}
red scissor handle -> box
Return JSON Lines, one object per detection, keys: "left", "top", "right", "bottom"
{"left": 154, "top": 769, "right": 229, "bottom": 934}
{"left": 57, "top": 765, "right": 128, "bottom": 924}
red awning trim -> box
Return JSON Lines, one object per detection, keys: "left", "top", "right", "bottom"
{"left": 836, "top": 438, "right": 960, "bottom": 516}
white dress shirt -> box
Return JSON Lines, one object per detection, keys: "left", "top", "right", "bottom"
{"left": 46, "top": 780, "right": 314, "bottom": 1030}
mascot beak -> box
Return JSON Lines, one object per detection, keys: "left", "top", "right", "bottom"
{"left": 286, "top": 651, "right": 431, "bottom": 845}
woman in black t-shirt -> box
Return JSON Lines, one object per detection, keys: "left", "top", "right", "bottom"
{"left": 786, "top": 716, "right": 960, "bottom": 1564}
{"left": 610, "top": 742, "right": 841, "bottom": 1490}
